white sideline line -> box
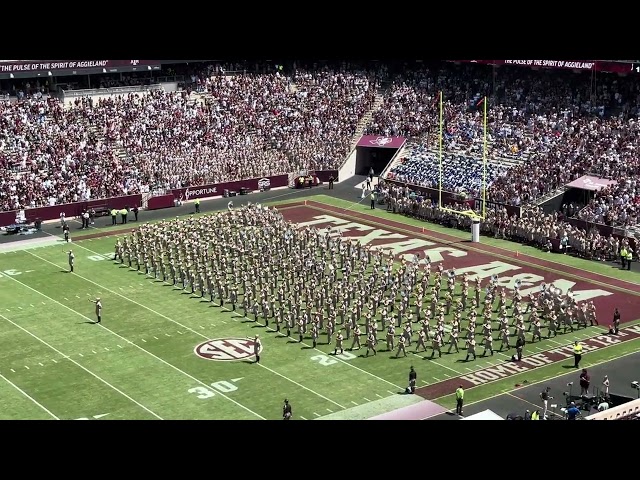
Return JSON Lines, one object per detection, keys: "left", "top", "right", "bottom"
{"left": 300, "top": 416, "right": 307, "bottom": 420}
{"left": 430, "top": 360, "right": 463, "bottom": 375}
{"left": 28, "top": 248, "right": 381, "bottom": 402}
{"left": 0, "top": 371, "right": 59, "bottom": 420}
{"left": 0, "top": 313, "right": 162, "bottom": 420}
{"left": 3, "top": 272, "right": 265, "bottom": 420}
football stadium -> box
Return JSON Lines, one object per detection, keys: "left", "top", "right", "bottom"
{"left": 1, "top": 59, "right": 640, "bottom": 421}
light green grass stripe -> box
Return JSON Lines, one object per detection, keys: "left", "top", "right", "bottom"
{"left": 317, "top": 393, "right": 423, "bottom": 420}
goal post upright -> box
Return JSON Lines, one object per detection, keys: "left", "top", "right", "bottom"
{"left": 482, "top": 95, "right": 488, "bottom": 221}
{"left": 438, "top": 90, "right": 443, "bottom": 209}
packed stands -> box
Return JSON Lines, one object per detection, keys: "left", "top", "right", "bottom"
{"left": 0, "top": 69, "right": 377, "bottom": 211}
{"left": 385, "top": 143, "right": 505, "bottom": 198}
{"left": 366, "top": 63, "right": 640, "bottom": 213}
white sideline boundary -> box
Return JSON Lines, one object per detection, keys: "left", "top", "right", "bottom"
{"left": 0, "top": 369, "right": 59, "bottom": 420}
{"left": 0, "top": 313, "right": 161, "bottom": 419}
{"left": 1, "top": 273, "right": 265, "bottom": 420}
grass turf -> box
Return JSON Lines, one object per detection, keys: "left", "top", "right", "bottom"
{"left": 0, "top": 195, "right": 636, "bottom": 419}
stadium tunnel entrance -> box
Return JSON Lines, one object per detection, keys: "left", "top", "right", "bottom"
{"left": 355, "top": 146, "right": 398, "bottom": 176}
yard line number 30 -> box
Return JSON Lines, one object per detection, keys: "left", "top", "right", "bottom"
{"left": 188, "top": 380, "right": 238, "bottom": 399}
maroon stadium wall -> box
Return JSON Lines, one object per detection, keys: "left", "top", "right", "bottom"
{"left": 147, "top": 194, "right": 175, "bottom": 211}
{"left": 170, "top": 174, "right": 289, "bottom": 201}
{"left": 0, "top": 194, "right": 142, "bottom": 227}
{"left": 315, "top": 170, "right": 339, "bottom": 183}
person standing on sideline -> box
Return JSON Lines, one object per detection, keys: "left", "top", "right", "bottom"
{"left": 195, "top": 199, "right": 201, "bottom": 214}
{"left": 579, "top": 369, "right": 591, "bottom": 396}
{"left": 626, "top": 248, "right": 633, "bottom": 270}
{"left": 328, "top": 175, "right": 334, "bottom": 190}
{"left": 602, "top": 375, "right": 610, "bottom": 396}
{"left": 282, "top": 399, "right": 292, "bottom": 420}
{"left": 408, "top": 366, "right": 417, "bottom": 394}
{"left": 132, "top": 206, "right": 139, "bottom": 221}
{"left": 455, "top": 385, "right": 464, "bottom": 416}
{"left": 67, "top": 249, "right": 75, "bottom": 273}
{"left": 89, "top": 297, "right": 102, "bottom": 323}
{"left": 613, "top": 308, "right": 621, "bottom": 334}
{"left": 540, "top": 387, "right": 552, "bottom": 419}
{"left": 573, "top": 340, "right": 583, "bottom": 368}
{"left": 370, "top": 191, "right": 376, "bottom": 209}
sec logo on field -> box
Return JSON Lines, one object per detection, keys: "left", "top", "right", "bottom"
{"left": 194, "top": 338, "right": 258, "bottom": 361}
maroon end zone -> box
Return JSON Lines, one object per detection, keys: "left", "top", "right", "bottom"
{"left": 279, "top": 201, "right": 640, "bottom": 400}
{"left": 281, "top": 201, "right": 639, "bottom": 323}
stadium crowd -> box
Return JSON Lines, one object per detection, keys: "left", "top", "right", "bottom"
{"left": 366, "top": 63, "right": 640, "bottom": 214}
{"left": 378, "top": 180, "right": 635, "bottom": 262}
{"left": 3, "top": 60, "right": 640, "bottom": 228}
{"left": 0, "top": 68, "right": 377, "bottom": 211}
{"left": 577, "top": 178, "right": 640, "bottom": 227}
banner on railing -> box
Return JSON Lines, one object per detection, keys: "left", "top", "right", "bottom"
{"left": 455, "top": 60, "right": 640, "bottom": 74}
{"left": 62, "top": 84, "right": 163, "bottom": 99}
{"left": 170, "top": 175, "right": 289, "bottom": 201}
{"left": 0, "top": 194, "right": 142, "bottom": 227}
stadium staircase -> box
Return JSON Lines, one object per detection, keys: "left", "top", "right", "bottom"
{"left": 349, "top": 90, "right": 385, "bottom": 150}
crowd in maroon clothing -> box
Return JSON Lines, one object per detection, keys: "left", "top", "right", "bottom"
{"left": 4, "top": 62, "right": 640, "bottom": 223}
{"left": 0, "top": 70, "right": 377, "bottom": 211}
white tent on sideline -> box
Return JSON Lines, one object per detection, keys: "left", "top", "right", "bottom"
{"left": 462, "top": 409, "right": 504, "bottom": 420}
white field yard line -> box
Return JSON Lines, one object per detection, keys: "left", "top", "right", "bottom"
{"left": 2, "top": 274, "right": 264, "bottom": 420}
{"left": 0, "top": 369, "right": 60, "bottom": 420}
{"left": 420, "top": 341, "right": 640, "bottom": 420}
{"left": 47, "top": 242, "right": 405, "bottom": 392}
{"left": 26, "top": 250, "right": 344, "bottom": 412}
{"left": 0, "top": 313, "right": 161, "bottom": 420}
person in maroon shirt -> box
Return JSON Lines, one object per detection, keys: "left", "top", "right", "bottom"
{"left": 579, "top": 369, "right": 591, "bottom": 397}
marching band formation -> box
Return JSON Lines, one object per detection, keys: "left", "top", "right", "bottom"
{"left": 112, "top": 204, "right": 599, "bottom": 360}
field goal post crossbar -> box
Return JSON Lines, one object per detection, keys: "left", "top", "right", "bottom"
{"left": 436, "top": 91, "right": 488, "bottom": 223}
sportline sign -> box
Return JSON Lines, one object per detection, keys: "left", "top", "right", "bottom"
{"left": 417, "top": 324, "right": 640, "bottom": 399}
{"left": 194, "top": 338, "right": 258, "bottom": 361}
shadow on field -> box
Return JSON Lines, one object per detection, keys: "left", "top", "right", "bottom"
{"left": 59, "top": 270, "right": 69, "bottom": 273}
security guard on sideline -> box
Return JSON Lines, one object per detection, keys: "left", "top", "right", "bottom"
{"left": 110, "top": 208, "right": 118, "bottom": 225}
{"left": 531, "top": 410, "right": 540, "bottom": 420}
{"left": 620, "top": 246, "right": 628, "bottom": 269}
{"left": 573, "top": 340, "right": 583, "bottom": 368}
{"left": 455, "top": 385, "right": 464, "bottom": 416}
{"left": 370, "top": 191, "right": 376, "bottom": 210}
{"left": 120, "top": 207, "right": 128, "bottom": 224}
{"left": 625, "top": 248, "right": 633, "bottom": 271}
{"left": 195, "top": 199, "right": 201, "bottom": 214}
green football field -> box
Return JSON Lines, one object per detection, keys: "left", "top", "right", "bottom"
{"left": 0, "top": 195, "right": 639, "bottom": 420}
